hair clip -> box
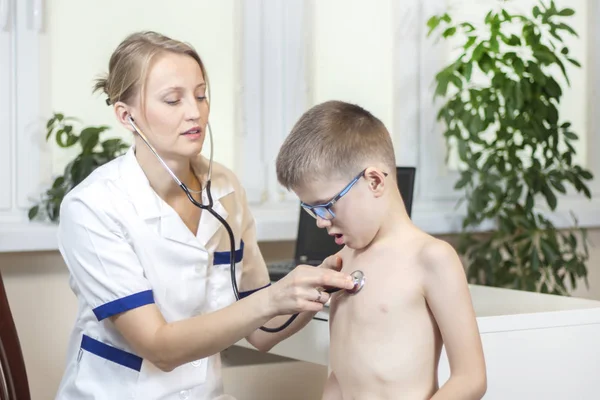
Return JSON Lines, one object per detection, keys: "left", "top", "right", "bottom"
{"left": 105, "top": 98, "right": 111, "bottom": 106}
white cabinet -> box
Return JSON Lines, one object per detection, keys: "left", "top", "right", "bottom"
{"left": 235, "top": 285, "right": 600, "bottom": 399}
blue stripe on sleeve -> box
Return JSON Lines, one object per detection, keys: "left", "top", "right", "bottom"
{"left": 214, "top": 240, "right": 244, "bottom": 266}
{"left": 92, "top": 290, "right": 154, "bottom": 321}
{"left": 81, "top": 335, "right": 143, "bottom": 371}
{"left": 239, "top": 283, "right": 271, "bottom": 299}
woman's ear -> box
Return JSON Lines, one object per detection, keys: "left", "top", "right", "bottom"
{"left": 114, "top": 101, "right": 135, "bottom": 133}
{"left": 364, "top": 167, "right": 386, "bottom": 197}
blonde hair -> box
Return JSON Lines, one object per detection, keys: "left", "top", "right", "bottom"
{"left": 93, "top": 31, "right": 209, "bottom": 108}
{"left": 276, "top": 100, "right": 396, "bottom": 190}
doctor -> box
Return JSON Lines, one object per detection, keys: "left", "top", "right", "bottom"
{"left": 55, "top": 31, "right": 354, "bottom": 400}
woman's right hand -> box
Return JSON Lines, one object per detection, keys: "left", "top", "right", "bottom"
{"left": 265, "top": 255, "right": 355, "bottom": 316}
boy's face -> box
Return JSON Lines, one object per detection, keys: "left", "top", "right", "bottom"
{"left": 294, "top": 171, "right": 384, "bottom": 250}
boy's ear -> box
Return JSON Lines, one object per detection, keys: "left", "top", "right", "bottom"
{"left": 364, "top": 167, "right": 386, "bottom": 197}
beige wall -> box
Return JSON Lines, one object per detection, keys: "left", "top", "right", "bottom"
{"left": 2, "top": 230, "right": 599, "bottom": 399}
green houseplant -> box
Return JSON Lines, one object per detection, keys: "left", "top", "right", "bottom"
{"left": 427, "top": 0, "right": 594, "bottom": 294}
{"left": 28, "top": 113, "right": 129, "bottom": 222}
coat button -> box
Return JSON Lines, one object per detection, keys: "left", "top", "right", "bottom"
{"left": 179, "top": 390, "right": 190, "bottom": 400}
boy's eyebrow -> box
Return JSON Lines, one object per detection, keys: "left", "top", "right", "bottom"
{"left": 308, "top": 195, "right": 334, "bottom": 206}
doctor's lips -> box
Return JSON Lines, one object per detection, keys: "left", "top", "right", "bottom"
{"left": 181, "top": 126, "right": 203, "bottom": 139}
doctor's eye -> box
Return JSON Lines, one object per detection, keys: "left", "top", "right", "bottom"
{"left": 165, "top": 99, "right": 181, "bottom": 106}
{"left": 196, "top": 96, "right": 207, "bottom": 102}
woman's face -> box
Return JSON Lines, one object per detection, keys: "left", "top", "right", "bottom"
{"left": 129, "top": 52, "right": 209, "bottom": 160}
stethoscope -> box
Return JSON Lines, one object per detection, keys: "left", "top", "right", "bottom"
{"left": 127, "top": 115, "right": 365, "bottom": 333}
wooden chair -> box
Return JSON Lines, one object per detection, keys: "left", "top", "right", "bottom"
{"left": 0, "top": 271, "right": 30, "bottom": 400}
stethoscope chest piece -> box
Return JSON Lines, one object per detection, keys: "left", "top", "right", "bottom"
{"left": 347, "top": 270, "right": 365, "bottom": 294}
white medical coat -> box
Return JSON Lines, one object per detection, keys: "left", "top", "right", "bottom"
{"left": 55, "top": 147, "right": 268, "bottom": 399}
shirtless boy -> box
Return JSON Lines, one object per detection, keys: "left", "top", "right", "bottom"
{"left": 276, "top": 101, "right": 487, "bottom": 400}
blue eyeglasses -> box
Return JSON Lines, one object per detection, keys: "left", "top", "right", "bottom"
{"left": 300, "top": 169, "right": 387, "bottom": 220}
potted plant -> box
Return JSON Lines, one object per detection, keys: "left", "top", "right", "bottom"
{"left": 427, "top": 0, "right": 594, "bottom": 294}
{"left": 28, "top": 113, "right": 129, "bottom": 222}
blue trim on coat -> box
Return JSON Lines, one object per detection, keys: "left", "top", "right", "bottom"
{"left": 214, "top": 240, "right": 244, "bottom": 266}
{"left": 81, "top": 335, "right": 143, "bottom": 372}
{"left": 92, "top": 290, "right": 154, "bottom": 321}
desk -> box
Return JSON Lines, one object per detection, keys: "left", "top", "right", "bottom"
{"left": 235, "top": 285, "right": 600, "bottom": 399}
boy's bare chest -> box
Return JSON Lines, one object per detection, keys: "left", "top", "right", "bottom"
{"left": 332, "top": 263, "right": 425, "bottom": 330}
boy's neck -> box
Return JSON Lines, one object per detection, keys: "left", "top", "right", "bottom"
{"left": 368, "top": 197, "right": 416, "bottom": 249}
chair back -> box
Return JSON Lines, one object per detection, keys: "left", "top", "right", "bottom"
{"left": 0, "top": 271, "right": 30, "bottom": 400}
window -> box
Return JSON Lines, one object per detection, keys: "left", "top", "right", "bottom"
{"left": 0, "top": 0, "right": 51, "bottom": 251}
{"left": 239, "top": 0, "right": 308, "bottom": 240}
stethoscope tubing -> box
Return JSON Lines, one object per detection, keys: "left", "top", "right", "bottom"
{"left": 128, "top": 116, "right": 298, "bottom": 333}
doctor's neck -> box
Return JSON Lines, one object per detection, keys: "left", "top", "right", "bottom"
{"left": 134, "top": 143, "right": 203, "bottom": 199}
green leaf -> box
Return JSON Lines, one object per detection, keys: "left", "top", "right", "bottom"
{"left": 563, "top": 131, "right": 578, "bottom": 141}
{"left": 542, "top": 183, "right": 558, "bottom": 210}
{"left": 530, "top": 248, "right": 540, "bottom": 271}
{"left": 472, "top": 42, "right": 486, "bottom": 61}
{"left": 55, "top": 125, "right": 79, "bottom": 148}
{"left": 464, "top": 36, "right": 477, "bottom": 50}
{"left": 455, "top": 171, "right": 472, "bottom": 189}
{"left": 507, "top": 35, "right": 521, "bottom": 46}
{"left": 540, "top": 239, "right": 557, "bottom": 263}
{"left": 513, "top": 58, "right": 525, "bottom": 76}
{"left": 102, "top": 138, "right": 127, "bottom": 155}
{"left": 547, "top": 105, "right": 559, "bottom": 125}
{"left": 459, "top": 22, "right": 476, "bottom": 33}
{"left": 544, "top": 78, "right": 562, "bottom": 99}
{"left": 550, "top": 179, "right": 566, "bottom": 194}
{"left": 558, "top": 8, "right": 575, "bottom": 16}
{"left": 556, "top": 22, "right": 578, "bottom": 37}
{"left": 71, "top": 155, "right": 98, "bottom": 186}
{"left": 449, "top": 74, "right": 463, "bottom": 90}
{"left": 478, "top": 53, "right": 493, "bottom": 74}
{"left": 435, "top": 78, "right": 450, "bottom": 97}
{"left": 567, "top": 58, "right": 581, "bottom": 67}
{"left": 442, "top": 27, "right": 457, "bottom": 38}
{"left": 525, "top": 192, "right": 534, "bottom": 211}
{"left": 463, "top": 62, "right": 473, "bottom": 81}
{"left": 580, "top": 170, "right": 594, "bottom": 180}
{"left": 52, "top": 176, "right": 65, "bottom": 189}
{"left": 426, "top": 16, "right": 441, "bottom": 35}
{"left": 80, "top": 130, "right": 99, "bottom": 154}
{"left": 28, "top": 205, "right": 39, "bottom": 220}
{"left": 46, "top": 116, "right": 56, "bottom": 129}
{"left": 457, "top": 139, "right": 468, "bottom": 161}
{"left": 528, "top": 62, "right": 547, "bottom": 84}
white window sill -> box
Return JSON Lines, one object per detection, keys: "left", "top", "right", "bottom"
{"left": 1, "top": 197, "right": 599, "bottom": 253}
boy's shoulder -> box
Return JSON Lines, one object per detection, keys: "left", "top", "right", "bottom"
{"left": 415, "top": 234, "right": 464, "bottom": 279}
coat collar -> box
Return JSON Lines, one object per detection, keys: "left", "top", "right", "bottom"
{"left": 119, "top": 146, "right": 235, "bottom": 248}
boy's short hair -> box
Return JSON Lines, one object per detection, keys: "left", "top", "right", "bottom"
{"left": 276, "top": 100, "right": 396, "bottom": 190}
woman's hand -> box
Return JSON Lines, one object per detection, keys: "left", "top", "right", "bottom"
{"left": 265, "top": 254, "right": 354, "bottom": 316}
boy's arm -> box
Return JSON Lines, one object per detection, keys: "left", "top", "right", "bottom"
{"left": 422, "top": 240, "right": 487, "bottom": 400}
{"left": 322, "top": 372, "right": 343, "bottom": 400}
